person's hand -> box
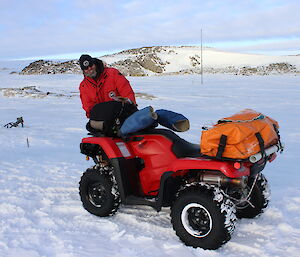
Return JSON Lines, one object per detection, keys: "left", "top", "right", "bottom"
{"left": 112, "top": 96, "right": 132, "bottom": 104}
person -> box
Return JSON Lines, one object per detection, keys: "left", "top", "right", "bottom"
{"left": 78, "top": 54, "right": 189, "bottom": 137}
{"left": 78, "top": 54, "right": 136, "bottom": 118}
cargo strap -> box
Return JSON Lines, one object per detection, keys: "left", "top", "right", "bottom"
{"left": 255, "top": 132, "right": 266, "bottom": 159}
{"left": 218, "top": 113, "right": 265, "bottom": 124}
{"left": 273, "top": 124, "right": 283, "bottom": 152}
{"left": 217, "top": 133, "right": 266, "bottom": 160}
{"left": 216, "top": 134, "right": 227, "bottom": 159}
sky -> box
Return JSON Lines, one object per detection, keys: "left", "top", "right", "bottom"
{"left": 0, "top": 0, "right": 299, "bottom": 60}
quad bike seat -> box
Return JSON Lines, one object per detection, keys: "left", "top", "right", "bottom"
{"left": 132, "top": 128, "right": 201, "bottom": 158}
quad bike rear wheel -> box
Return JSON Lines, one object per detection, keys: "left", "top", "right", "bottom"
{"left": 235, "top": 173, "right": 270, "bottom": 219}
{"left": 171, "top": 186, "right": 236, "bottom": 249}
{"left": 79, "top": 169, "right": 120, "bottom": 217}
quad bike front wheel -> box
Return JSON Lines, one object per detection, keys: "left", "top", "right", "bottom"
{"left": 235, "top": 173, "right": 270, "bottom": 219}
{"left": 79, "top": 169, "right": 120, "bottom": 217}
{"left": 171, "top": 186, "right": 236, "bottom": 249}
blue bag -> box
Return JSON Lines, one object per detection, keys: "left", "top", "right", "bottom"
{"left": 156, "top": 109, "right": 190, "bottom": 132}
{"left": 120, "top": 106, "right": 157, "bottom": 136}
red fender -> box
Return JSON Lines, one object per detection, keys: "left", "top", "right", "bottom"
{"left": 82, "top": 137, "right": 125, "bottom": 158}
{"left": 168, "top": 158, "right": 250, "bottom": 178}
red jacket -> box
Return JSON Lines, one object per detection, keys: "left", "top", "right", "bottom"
{"left": 79, "top": 67, "right": 136, "bottom": 118}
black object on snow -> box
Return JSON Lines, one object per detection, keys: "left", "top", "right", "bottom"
{"left": 4, "top": 117, "right": 24, "bottom": 128}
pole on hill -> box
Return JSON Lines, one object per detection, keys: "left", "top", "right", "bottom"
{"left": 201, "top": 28, "right": 203, "bottom": 84}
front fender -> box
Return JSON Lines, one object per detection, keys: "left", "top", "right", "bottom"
{"left": 81, "top": 137, "right": 124, "bottom": 159}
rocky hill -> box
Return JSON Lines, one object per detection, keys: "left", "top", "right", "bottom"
{"left": 20, "top": 60, "right": 81, "bottom": 75}
{"left": 20, "top": 46, "right": 300, "bottom": 76}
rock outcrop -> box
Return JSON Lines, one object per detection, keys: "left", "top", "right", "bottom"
{"left": 21, "top": 60, "right": 81, "bottom": 75}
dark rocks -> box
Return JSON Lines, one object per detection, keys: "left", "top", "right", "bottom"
{"left": 20, "top": 60, "right": 81, "bottom": 75}
{"left": 0, "top": 86, "right": 77, "bottom": 98}
{"left": 110, "top": 59, "right": 147, "bottom": 76}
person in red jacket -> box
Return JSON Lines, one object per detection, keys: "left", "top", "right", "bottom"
{"left": 79, "top": 54, "right": 136, "bottom": 118}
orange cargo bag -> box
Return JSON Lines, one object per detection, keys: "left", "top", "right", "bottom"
{"left": 200, "top": 109, "right": 279, "bottom": 160}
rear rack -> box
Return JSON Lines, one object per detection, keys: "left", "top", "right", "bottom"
{"left": 249, "top": 142, "right": 284, "bottom": 163}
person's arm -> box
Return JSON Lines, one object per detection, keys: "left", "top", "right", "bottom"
{"left": 79, "top": 84, "right": 96, "bottom": 118}
{"left": 114, "top": 70, "right": 136, "bottom": 104}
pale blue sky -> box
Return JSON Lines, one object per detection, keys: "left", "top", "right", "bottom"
{"left": 0, "top": 0, "right": 299, "bottom": 60}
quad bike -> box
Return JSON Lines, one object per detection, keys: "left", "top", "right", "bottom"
{"left": 79, "top": 128, "right": 283, "bottom": 249}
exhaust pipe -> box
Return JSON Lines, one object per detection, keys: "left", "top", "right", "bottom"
{"left": 199, "top": 173, "right": 247, "bottom": 188}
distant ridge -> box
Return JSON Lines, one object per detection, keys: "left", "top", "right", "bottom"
{"left": 20, "top": 46, "right": 300, "bottom": 76}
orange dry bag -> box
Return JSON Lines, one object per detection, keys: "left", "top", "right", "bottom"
{"left": 200, "top": 109, "right": 280, "bottom": 160}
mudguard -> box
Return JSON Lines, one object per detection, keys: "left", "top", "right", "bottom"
{"left": 168, "top": 158, "right": 250, "bottom": 178}
{"left": 82, "top": 137, "right": 125, "bottom": 158}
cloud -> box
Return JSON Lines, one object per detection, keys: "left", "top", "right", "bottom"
{"left": 220, "top": 38, "right": 300, "bottom": 55}
{"left": 0, "top": 0, "right": 299, "bottom": 59}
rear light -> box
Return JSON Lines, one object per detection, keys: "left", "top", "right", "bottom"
{"left": 268, "top": 153, "right": 277, "bottom": 162}
{"left": 233, "top": 162, "right": 241, "bottom": 169}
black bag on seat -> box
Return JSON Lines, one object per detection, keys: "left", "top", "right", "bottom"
{"left": 88, "top": 101, "right": 137, "bottom": 137}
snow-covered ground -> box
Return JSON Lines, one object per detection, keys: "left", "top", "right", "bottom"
{"left": 0, "top": 66, "right": 299, "bottom": 256}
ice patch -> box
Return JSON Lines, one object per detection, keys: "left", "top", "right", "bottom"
{"left": 277, "top": 223, "right": 295, "bottom": 233}
{"left": 0, "top": 203, "right": 25, "bottom": 216}
{"left": 64, "top": 127, "right": 84, "bottom": 132}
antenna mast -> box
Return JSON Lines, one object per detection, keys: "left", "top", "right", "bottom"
{"left": 201, "top": 28, "right": 203, "bottom": 84}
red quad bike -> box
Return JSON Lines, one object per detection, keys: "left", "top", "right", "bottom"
{"left": 79, "top": 128, "right": 283, "bottom": 250}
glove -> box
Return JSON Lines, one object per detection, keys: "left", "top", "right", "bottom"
{"left": 111, "top": 96, "right": 132, "bottom": 104}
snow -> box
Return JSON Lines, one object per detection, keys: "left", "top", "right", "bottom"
{"left": 1, "top": 63, "right": 300, "bottom": 256}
